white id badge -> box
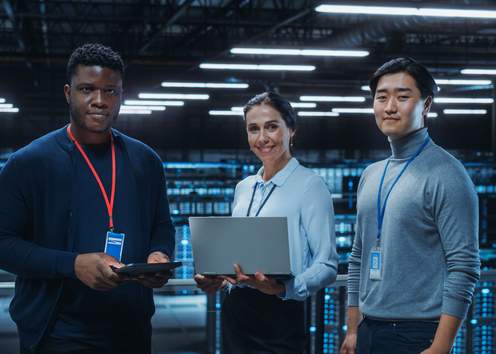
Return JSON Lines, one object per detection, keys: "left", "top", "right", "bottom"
{"left": 104, "top": 231, "right": 125, "bottom": 262}
{"left": 369, "top": 247, "right": 382, "bottom": 280}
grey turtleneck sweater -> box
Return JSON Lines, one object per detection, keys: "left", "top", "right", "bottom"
{"left": 347, "top": 128, "right": 480, "bottom": 320}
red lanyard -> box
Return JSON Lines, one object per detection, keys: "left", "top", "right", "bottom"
{"left": 66, "top": 125, "right": 116, "bottom": 230}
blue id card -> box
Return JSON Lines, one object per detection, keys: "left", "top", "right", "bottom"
{"left": 104, "top": 231, "right": 125, "bottom": 262}
{"left": 369, "top": 247, "right": 382, "bottom": 280}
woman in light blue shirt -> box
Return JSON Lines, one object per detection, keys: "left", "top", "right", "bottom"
{"left": 195, "top": 92, "right": 337, "bottom": 354}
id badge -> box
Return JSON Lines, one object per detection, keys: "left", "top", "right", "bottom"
{"left": 369, "top": 246, "right": 382, "bottom": 280}
{"left": 104, "top": 231, "right": 125, "bottom": 262}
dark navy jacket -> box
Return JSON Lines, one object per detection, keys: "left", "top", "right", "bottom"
{"left": 0, "top": 126, "right": 175, "bottom": 351}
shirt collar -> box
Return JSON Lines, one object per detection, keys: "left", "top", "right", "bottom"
{"left": 255, "top": 157, "right": 300, "bottom": 187}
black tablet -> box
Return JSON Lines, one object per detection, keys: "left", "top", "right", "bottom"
{"left": 113, "top": 262, "right": 182, "bottom": 277}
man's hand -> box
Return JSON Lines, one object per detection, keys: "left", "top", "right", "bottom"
{"left": 194, "top": 274, "right": 227, "bottom": 293}
{"left": 135, "top": 251, "right": 172, "bottom": 288}
{"left": 225, "top": 264, "right": 285, "bottom": 296}
{"left": 419, "top": 314, "right": 461, "bottom": 354}
{"left": 339, "top": 307, "right": 361, "bottom": 354}
{"left": 339, "top": 333, "right": 357, "bottom": 354}
{"left": 75, "top": 252, "right": 124, "bottom": 291}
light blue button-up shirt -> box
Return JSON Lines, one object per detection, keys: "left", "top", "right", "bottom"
{"left": 232, "top": 158, "right": 338, "bottom": 301}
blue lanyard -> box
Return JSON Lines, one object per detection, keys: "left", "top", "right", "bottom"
{"left": 376, "top": 136, "right": 430, "bottom": 242}
{"left": 246, "top": 182, "right": 276, "bottom": 217}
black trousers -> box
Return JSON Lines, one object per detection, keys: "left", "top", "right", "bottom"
{"left": 21, "top": 328, "right": 151, "bottom": 354}
{"left": 357, "top": 317, "right": 438, "bottom": 354}
{"left": 221, "top": 287, "right": 306, "bottom": 354}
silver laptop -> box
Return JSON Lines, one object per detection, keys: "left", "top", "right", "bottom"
{"left": 189, "top": 216, "right": 292, "bottom": 277}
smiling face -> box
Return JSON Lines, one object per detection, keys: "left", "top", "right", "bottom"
{"left": 245, "top": 104, "right": 294, "bottom": 167}
{"left": 373, "top": 71, "right": 432, "bottom": 140}
{"left": 64, "top": 65, "right": 122, "bottom": 143}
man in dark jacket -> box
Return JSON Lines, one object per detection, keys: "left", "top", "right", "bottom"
{"left": 0, "top": 43, "right": 175, "bottom": 354}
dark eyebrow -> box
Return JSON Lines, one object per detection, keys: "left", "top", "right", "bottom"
{"left": 376, "top": 87, "right": 413, "bottom": 94}
{"left": 264, "top": 120, "right": 280, "bottom": 124}
{"left": 396, "top": 87, "right": 413, "bottom": 93}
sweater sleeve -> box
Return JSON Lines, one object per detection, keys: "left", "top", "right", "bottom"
{"left": 432, "top": 162, "right": 480, "bottom": 319}
{"left": 0, "top": 154, "right": 77, "bottom": 278}
{"left": 283, "top": 175, "right": 338, "bottom": 301}
{"left": 347, "top": 171, "right": 367, "bottom": 307}
{"left": 148, "top": 156, "right": 176, "bottom": 259}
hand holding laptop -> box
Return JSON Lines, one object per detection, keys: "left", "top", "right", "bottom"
{"left": 194, "top": 274, "right": 228, "bottom": 293}
{"left": 223, "top": 264, "right": 285, "bottom": 296}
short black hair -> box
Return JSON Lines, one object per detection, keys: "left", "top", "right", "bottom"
{"left": 243, "top": 92, "right": 297, "bottom": 130}
{"left": 369, "top": 57, "right": 437, "bottom": 99}
{"left": 66, "top": 43, "right": 124, "bottom": 82}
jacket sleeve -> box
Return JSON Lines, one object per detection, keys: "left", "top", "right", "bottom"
{"left": 148, "top": 157, "right": 176, "bottom": 259}
{"left": 0, "top": 154, "right": 77, "bottom": 278}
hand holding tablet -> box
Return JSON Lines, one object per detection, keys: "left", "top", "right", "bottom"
{"left": 112, "top": 261, "right": 182, "bottom": 277}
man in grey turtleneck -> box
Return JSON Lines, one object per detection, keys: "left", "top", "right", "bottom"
{"left": 340, "top": 58, "right": 480, "bottom": 354}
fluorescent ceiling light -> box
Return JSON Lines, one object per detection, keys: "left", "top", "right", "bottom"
{"left": 298, "top": 111, "right": 339, "bottom": 117}
{"left": 461, "top": 69, "right": 496, "bottom": 76}
{"left": 434, "top": 97, "right": 493, "bottom": 104}
{"left": 199, "top": 63, "right": 316, "bottom": 71}
{"left": 443, "top": 109, "right": 487, "bottom": 115}
{"left": 418, "top": 8, "right": 496, "bottom": 19}
{"left": 361, "top": 85, "right": 370, "bottom": 91}
{"left": 0, "top": 108, "right": 19, "bottom": 113}
{"left": 120, "top": 109, "right": 152, "bottom": 115}
{"left": 139, "top": 93, "right": 209, "bottom": 100}
{"left": 230, "top": 47, "right": 368, "bottom": 57}
{"left": 332, "top": 108, "right": 374, "bottom": 114}
{"left": 0, "top": 103, "right": 13, "bottom": 108}
{"left": 316, "top": 5, "right": 418, "bottom": 16}
{"left": 124, "top": 100, "right": 184, "bottom": 106}
{"left": 300, "top": 96, "right": 366, "bottom": 102}
{"left": 209, "top": 110, "right": 244, "bottom": 116}
{"left": 435, "top": 79, "right": 492, "bottom": 85}
{"left": 161, "top": 82, "right": 249, "bottom": 89}
{"left": 290, "top": 102, "right": 317, "bottom": 108}
{"left": 315, "top": 4, "right": 496, "bottom": 19}
{"left": 427, "top": 112, "right": 438, "bottom": 118}
{"left": 231, "top": 102, "right": 317, "bottom": 110}
{"left": 0, "top": 98, "right": 5, "bottom": 103}
{"left": 122, "top": 105, "right": 166, "bottom": 111}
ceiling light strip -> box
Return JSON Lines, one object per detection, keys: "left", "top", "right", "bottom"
{"left": 443, "top": 109, "right": 487, "bottom": 115}
{"left": 161, "top": 82, "right": 249, "bottom": 89}
{"left": 434, "top": 98, "right": 493, "bottom": 104}
{"left": 0, "top": 107, "right": 19, "bottom": 113}
{"left": 298, "top": 111, "right": 339, "bottom": 117}
{"left": 139, "top": 93, "right": 209, "bottom": 100}
{"left": 209, "top": 110, "right": 244, "bottom": 116}
{"left": 461, "top": 69, "right": 496, "bottom": 76}
{"left": 124, "top": 100, "right": 184, "bottom": 106}
{"left": 332, "top": 108, "right": 374, "bottom": 114}
{"left": 230, "top": 48, "right": 369, "bottom": 57}
{"left": 199, "top": 63, "right": 316, "bottom": 71}
{"left": 301, "top": 96, "right": 366, "bottom": 102}
{"left": 315, "top": 4, "right": 496, "bottom": 19}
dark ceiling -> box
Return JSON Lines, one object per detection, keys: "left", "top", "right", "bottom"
{"left": 0, "top": 0, "right": 495, "bottom": 155}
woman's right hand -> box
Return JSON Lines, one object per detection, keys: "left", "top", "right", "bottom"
{"left": 194, "top": 274, "right": 227, "bottom": 293}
